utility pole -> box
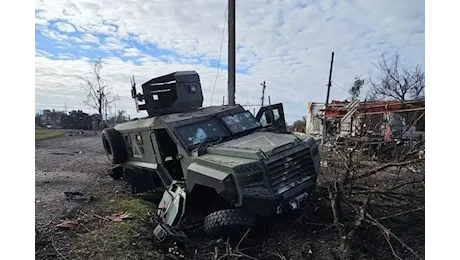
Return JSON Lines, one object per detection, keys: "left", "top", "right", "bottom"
{"left": 321, "top": 52, "right": 335, "bottom": 148}
{"left": 228, "top": 0, "right": 236, "bottom": 106}
{"left": 260, "top": 81, "right": 266, "bottom": 107}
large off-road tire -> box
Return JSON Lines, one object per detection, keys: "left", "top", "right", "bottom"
{"left": 203, "top": 208, "right": 256, "bottom": 238}
{"left": 101, "top": 128, "right": 127, "bottom": 164}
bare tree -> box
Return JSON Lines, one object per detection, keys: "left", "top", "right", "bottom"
{"left": 292, "top": 117, "right": 306, "bottom": 133}
{"left": 108, "top": 109, "right": 128, "bottom": 125}
{"left": 316, "top": 113, "right": 425, "bottom": 260}
{"left": 369, "top": 51, "right": 425, "bottom": 101}
{"left": 349, "top": 76, "right": 365, "bottom": 101}
{"left": 78, "top": 58, "right": 119, "bottom": 120}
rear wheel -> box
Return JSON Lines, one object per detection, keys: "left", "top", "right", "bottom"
{"left": 203, "top": 208, "right": 256, "bottom": 238}
{"left": 101, "top": 128, "right": 127, "bottom": 164}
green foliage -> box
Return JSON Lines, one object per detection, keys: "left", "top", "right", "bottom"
{"left": 35, "top": 129, "right": 64, "bottom": 141}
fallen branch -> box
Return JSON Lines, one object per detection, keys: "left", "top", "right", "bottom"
{"left": 94, "top": 214, "right": 110, "bottom": 221}
{"left": 338, "top": 197, "right": 369, "bottom": 260}
{"left": 365, "top": 213, "right": 423, "bottom": 260}
{"left": 51, "top": 236, "right": 68, "bottom": 260}
{"left": 347, "top": 200, "right": 410, "bottom": 209}
{"left": 212, "top": 229, "right": 258, "bottom": 260}
{"left": 328, "top": 182, "right": 342, "bottom": 230}
{"left": 376, "top": 207, "right": 424, "bottom": 221}
{"left": 269, "top": 251, "right": 288, "bottom": 260}
{"left": 236, "top": 228, "right": 251, "bottom": 251}
{"left": 312, "top": 224, "right": 335, "bottom": 234}
{"left": 351, "top": 180, "right": 425, "bottom": 194}
{"left": 354, "top": 159, "right": 423, "bottom": 180}
{"left": 345, "top": 197, "right": 369, "bottom": 239}
{"left": 386, "top": 180, "right": 425, "bottom": 191}
{"left": 382, "top": 228, "right": 403, "bottom": 260}
{"left": 36, "top": 220, "right": 53, "bottom": 230}
{"left": 322, "top": 131, "right": 425, "bottom": 260}
{"left": 400, "top": 142, "right": 424, "bottom": 162}
{"left": 352, "top": 189, "right": 424, "bottom": 200}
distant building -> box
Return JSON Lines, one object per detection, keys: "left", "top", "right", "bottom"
{"left": 40, "top": 109, "right": 66, "bottom": 126}
{"left": 305, "top": 102, "right": 325, "bottom": 136}
{"left": 306, "top": 98, "right": 425, "bottom": 142}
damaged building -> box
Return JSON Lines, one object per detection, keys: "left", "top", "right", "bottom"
{"left": 305, "top": 102, "right": 325, "bottom": 136}
{"left": 305, "top": 98, "right": 425, "bottom": 143}
{"left": 38, "top": 109, "right": 66, "bottom": 127}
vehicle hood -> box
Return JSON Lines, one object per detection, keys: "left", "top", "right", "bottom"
{"left": 205, "top": 131, "right": 306, "bottom": 160}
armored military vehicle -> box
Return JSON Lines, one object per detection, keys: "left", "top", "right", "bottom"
{"left": 101, "top": 71, "right": 320, "bottom": 238}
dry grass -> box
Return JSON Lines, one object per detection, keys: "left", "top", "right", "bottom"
{"left": 67, "top": 198, "right": 160, "bottom": 260}
{"left": 35, "top": 197, "right": 163, "bottom": 260}
{"left": 35, "top": 129, "right": 64, "bottom": 141}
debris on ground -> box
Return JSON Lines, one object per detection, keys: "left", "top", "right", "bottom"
{"left": 56, "top": 220, "right": 79, "bottom": 229}
{"left": 106, "top": 211, "right": 133, "bottom": 221}
{"left": 64, "top": 191, "right": 93, "bottom": 203}
{"left": 68, "top": 131, "right": 85, "bottom": 136}
{"left": 152, "top": 217, "right": 187, "bottom": 243}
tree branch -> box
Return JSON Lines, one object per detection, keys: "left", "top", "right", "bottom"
{"left": 353, "top": 159, "right": 423, "bottom": 180}
{"left": 365, "top": 213, "right": 423, "bottom": 260}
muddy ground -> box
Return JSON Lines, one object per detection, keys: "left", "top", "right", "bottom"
{"left": 35, "top": 132, "right": 424, "bottom": 260}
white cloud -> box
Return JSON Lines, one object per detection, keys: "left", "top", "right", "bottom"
{"left": 35, "top": 0, "right": 425, "bottom": 123}
{"left": 58, "top": 53, "right": 76, "bottom": 59}
{"left": 100, "top": 36, "right": 125, "bottom": 51}
{"left": 81, "top": 33, "right": 100, "bottom": 44}
{"left": 54, "top": 22, "right": 76, "bottom": 33}
{"left": 122, "top": 47, "right": 142, "bottom": 57}
{"left": 35, "top": 50, "right": 53, "bottom": 58}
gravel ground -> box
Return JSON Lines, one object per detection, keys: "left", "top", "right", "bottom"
{"left": 35, "top": 131, "right": 113, "bottom": 227}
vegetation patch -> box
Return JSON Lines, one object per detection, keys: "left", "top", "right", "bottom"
{"left": 66, "top": 198, "right": 161, "bottom": 260}
{"left": 35, "top": 129, "right": 64, "bottom": 141}
{"left": 36, "top": 196, "right": 163, "bottom": 260}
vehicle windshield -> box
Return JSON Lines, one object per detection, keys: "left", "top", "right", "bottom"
{"left": 176, "top": 118, "right": 229, "bottom": 148}
{"left": 221, "top": 111, "right": 262, "bottom": 134}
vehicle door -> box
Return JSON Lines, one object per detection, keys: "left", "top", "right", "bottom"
{"left": 255, "top": 103, "right": 288, "bottom": 133}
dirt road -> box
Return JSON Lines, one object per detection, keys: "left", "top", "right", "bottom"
{"left": 35, "top": 131, "right": 113, "bottom": 227}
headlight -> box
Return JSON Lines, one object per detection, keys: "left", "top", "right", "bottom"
{"left": 235, "top": 163, "right": 265, "bottom": 187}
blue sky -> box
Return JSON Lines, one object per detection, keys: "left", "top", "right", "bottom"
{"left": 35, "top": 0, "right": 425, "bottom": 124}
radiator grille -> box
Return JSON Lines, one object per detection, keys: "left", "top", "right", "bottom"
{"left": 265, "top": 148, "right": 315, "bottom": 193}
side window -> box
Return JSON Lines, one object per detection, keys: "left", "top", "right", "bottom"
{"left": 259, "top": 113, "right": 268, "bottom": 127}
{"left": 273, "top": 109, "right": 280, "bottom": 121}
{"left": 149, "top": 133, "right": 157, "bottom": 156}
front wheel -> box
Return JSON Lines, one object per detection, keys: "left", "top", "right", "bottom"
{"left": 203, "top": 208, "right": 256, "bottom": 238}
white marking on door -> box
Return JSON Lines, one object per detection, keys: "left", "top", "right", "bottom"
{"left": 133, "top": 142, "right": 143, "bottom": 158}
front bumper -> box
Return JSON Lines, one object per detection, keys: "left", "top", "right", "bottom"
{"left": 241, "top": 175, "right": 317, "bottom": 216}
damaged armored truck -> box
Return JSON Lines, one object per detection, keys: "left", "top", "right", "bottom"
{"left": 101, "top": 71, "right": 320, "bottom": 238}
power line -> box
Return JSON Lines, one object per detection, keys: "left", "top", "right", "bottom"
{"left": 331, "top": 80, "right": 349, "bottom": 93}
{"left": 210, "top": 6, "right": 228, "bottom": 106}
